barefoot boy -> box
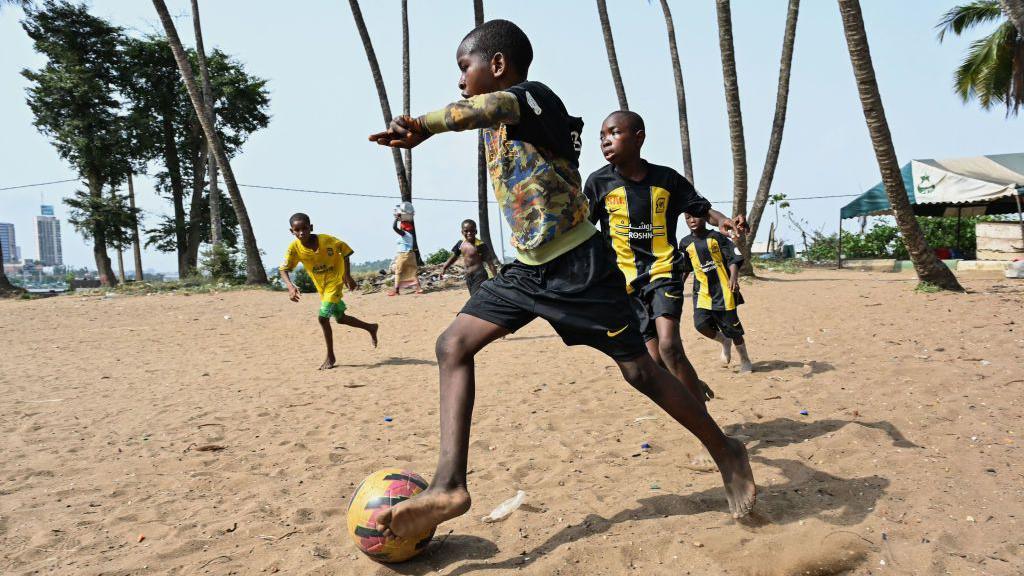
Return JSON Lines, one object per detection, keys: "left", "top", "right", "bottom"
{"left": 369, "top": 20, "right": 755, "bottom": 538}
{"left": 586, "top": 110, "right": 743, "bottom": 404}
{"left": 279, "top": 213, "right": 378, "bottom": 370}
{"left": 441, "top": 219, "right": 498, "bottom": 295}
{"left": 680, "top": 213, "right": 753, "bottom": 373}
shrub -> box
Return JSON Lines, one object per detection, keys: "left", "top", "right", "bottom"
{"left": 292, "top": 266, "right": 317, "bottom": 293}
{"left": 425, "top": 248, "right": 452, "bottom": 266}
{"left": 200, "top": 244, "right": 246, "bottom": 283}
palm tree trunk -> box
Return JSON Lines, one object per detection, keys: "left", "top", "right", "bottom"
{"left": 348, "top": 0, "right": 410, "bottom": 202}
{"left": 596, "top": 0, "right": 629, "bottom": 110}
{"left": 400, "top": 0, "right": 423, "bottom": 267}
{"left": 473, "top": 0, "right": 496, "bottom": 255}
{"left": 837, "top": 0, "right": 962, "bottom": 291}
{"left": 742, "top": 0, "right": 800, "bottom": 276}
{"left": 153, "top": 0, "right": 267, "bottom": 284}
{"left": 716, "top": 0, "right": 747, "bottom": 219}
{"left": 191, "top": 0, "right": 222, "bottom": 246}
{"left": 127, "top": 173, "right": 143, "bottom": 281}
{"left": 658, "top": 0, "right": 693, "bottom": 182}
{"left": 999, "top": 0, "right": 1024, "bottom": 35}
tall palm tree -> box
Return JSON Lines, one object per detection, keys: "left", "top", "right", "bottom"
{"left": 191, "top": 0, "right": 222, "bottom": 246}
{"left": 402, "top": 0, "right": 411, "bottom": 194}
{"left": 937, "top": 0, "right": 1023, "bottom": 116}
{"left": 656, "top": 0, "right": 693, "bottom": 182}
{"left": 152, "top": 0, "right": 268, "bottom": 284}
{"left": 127, "top": 173, "right": 144, "bottom": 281}
{"left": 742, "top": 0, "right": 800, "bottom": 276}
{"left": 715, "top": 0, "right": 747, "bottom": 220}
{"left": 838, "top": 0, "right": 963, "bottom": 291}
{"left": 999, "top": 0, "right": 1024, "bottom": 34}
{"left": 596, "top": 0, "right": 629, "bottom": 110}
{"left": 348, "top": 0, "right": 410, "bottom": 201}
{"left": 473, "top": 0, "right": 496, "bottom": 254}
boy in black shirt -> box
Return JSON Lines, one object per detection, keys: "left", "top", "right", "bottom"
{"left": 440, "top": 219, "right": 498, "bottom": 295}
{"left": 680, "top": 213, "right": 753, "bottom": 372}
{"left": 368, "top": 20, "right": 755, "bottom": 539}
{"left": 586, "top": 111, "right": 743, "bottom": 403}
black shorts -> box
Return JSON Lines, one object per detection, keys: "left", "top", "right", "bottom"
{"left": 466, "top": 268, "right": 489, "bottom": 296}
{"left": 460, "top": 232, "right": 647, "bottom": 360}
{"left": 631, "top": 279, "right": 686, "bottom": 342}
{"left": 694, "top": 307, "right": 745, "bottom": 340}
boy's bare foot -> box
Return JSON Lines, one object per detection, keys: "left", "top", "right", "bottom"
{"left": 368, "top": 323, "right": 379, "bottom": 348}
{"left": 377, "top": 486, "right": 471, "bottom": 540}
{"left": 718, "top": 436, "right": 756, "bottom": 518}
{"left": 319, "top": 356, "right": 336, "bottom": 370}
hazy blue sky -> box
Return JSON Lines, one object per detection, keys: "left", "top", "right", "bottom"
{"left": 1, "top": 1, "right": 1020, "bottom": 272}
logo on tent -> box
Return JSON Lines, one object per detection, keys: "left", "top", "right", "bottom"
{"left": 916, "top": 174, "right": 936, "bottom": 195}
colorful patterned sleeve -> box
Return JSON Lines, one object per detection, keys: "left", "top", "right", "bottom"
{"left": 418, "top": 91, "right": 521, "bottom": 134}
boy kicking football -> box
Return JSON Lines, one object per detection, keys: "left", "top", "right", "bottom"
{"left": 368, "top": 20, "right": 755, "bottom": 538}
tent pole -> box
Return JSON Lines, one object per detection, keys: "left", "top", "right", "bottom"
{"left": 837, "top": 213, "right": 842, "bottom": 269}
{"left": 955, "top": 206, "right": 962, "bottom": 254}
{"left": 1015, "top": 192, "right": 1024, "bottom": 252}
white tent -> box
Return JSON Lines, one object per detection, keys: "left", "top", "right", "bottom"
{"left": 910, "top": 153, "right": 1024, "bottom": 217}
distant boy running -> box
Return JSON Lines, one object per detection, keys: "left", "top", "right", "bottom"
{"left": 440, "top": 219, "right": 498, "bottom": 295}
{"left": 279, "top": 213, "right": 378, "bottom": 370}
{"left": 369, "top": 20, "right": 755, "bottom": 539}
{"left": 586, "top": 110, "right": 742, "bottom": 404}
{"left": 680, "top": 213, "right": 753, "bottom": 372}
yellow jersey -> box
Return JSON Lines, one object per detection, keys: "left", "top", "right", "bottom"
{"left": 280, "top": 234, "right": 354, "bottom": 303}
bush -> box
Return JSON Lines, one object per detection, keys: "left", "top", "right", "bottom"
{"left": 425, "top": 248, "right": 452, "bottom": 265}
{"left": 292, "top": 266, "right": 317, "bottom": 293}
{"left": 200, "top": 244, "right": 246, "bottom": 283}
{"left": 804, "top": 216, "right": 982, "bottom": 262}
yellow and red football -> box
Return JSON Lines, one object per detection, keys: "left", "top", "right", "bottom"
{"left": 346, "top": 468, "right": 435, "bottom": 563}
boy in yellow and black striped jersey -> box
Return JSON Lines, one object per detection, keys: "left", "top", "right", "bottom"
{"left": 680, "top": 212, "right": 753, "bottom": 373}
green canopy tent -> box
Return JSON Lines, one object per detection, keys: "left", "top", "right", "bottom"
{"left": 839, "top": 154, "right": 1024, "bottom": 267}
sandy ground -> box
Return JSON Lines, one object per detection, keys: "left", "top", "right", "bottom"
{"left": 1, "top": 268, "right": 1023, "bottom": 576}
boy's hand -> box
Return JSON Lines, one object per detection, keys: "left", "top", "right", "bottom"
{"left": 718, "top": 217, "right": 746, "bottom": 240}
{"left": 369, "top": 116, "right": 430, "bottom": 149}
{"left": 287, "top": 285, "right": 300, "bottom": 302}
{"left": 729, "top": 275, "right": 740, "bottom": 294}
{"left": 344, "top": 275, "right": 357, "bottom": 292}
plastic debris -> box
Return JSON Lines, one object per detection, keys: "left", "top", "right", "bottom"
{"left": 634, "top": 416, "right": 657, "bottom": 423}
{"left": 383, "top": 417, "right": 393, "bottom": 422}
{"left": 481, "top": 490, "right": 526, "bottom": 523}
{"left": 799, "top": 410, "right": 809, "bottom": 416}
{"left": 641, "top": 442, "right": 651, "bottom": 451}
{"left": 223, "top": 315, "right": 231, "bottom": 320}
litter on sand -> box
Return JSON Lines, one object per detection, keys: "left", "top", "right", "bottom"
{"left": 482, "top": 490, "right": 526, "bottom": 523}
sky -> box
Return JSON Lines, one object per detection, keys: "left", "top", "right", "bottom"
{"left": 1, "top": 0, "right": 1020, "bottom": 273}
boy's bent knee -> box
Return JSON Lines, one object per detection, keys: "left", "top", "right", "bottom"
{"left": 657, "top": 340, "right": 681, "bottom": 363}
{"left": 617, "top": 356, "right": 659, "bottom": 396}
{"left": 435, "top": 330, "right": 473, "bottom": 365}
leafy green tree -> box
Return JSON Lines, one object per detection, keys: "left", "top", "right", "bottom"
{"left": 21, "top": 1, "right": 130, "bottom": 286}
{"left": 120, "top": 37, "right": 269, "bottom": 275}
{"left": 426, "top": 248, "right": 453, "bottom": 266}
{"left": 937, "top": 0, "right": 1023, "bottom": 115}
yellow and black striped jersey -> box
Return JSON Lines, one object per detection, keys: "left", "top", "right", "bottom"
{"left": 585, "top": 162, "right": 711, "bottom": 293}
{"left": 679, "top": 230, "right": 744, "bottom": 311}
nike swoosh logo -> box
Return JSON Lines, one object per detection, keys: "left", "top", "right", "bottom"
{"left": 608, "top": 208, "right": 621, "bottom": 214}
{"left": 664, "top": 292, "right": 681, "bottom": 299}
{"left": 607, "top": 324, "right": 629, "bottom": 337}
{"left": 733, "top": 322, "right": 741, "bottom": 327}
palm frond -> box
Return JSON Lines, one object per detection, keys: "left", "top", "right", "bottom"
{"left": 953, "top": 21, "right": 1023, "bottom": 115}
{"left": 937, "top": 0, "right": 1002, "bottom": 42}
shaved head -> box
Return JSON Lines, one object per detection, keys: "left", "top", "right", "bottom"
{"left": 605, "top": 110, "right": 645, "bottom": 133}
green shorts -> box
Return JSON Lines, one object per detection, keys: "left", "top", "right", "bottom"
{"left": 318, "top": 299, "right": 347, "bottom": 320}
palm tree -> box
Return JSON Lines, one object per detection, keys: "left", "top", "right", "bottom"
{"left": 937, "top": 0, "right": 1023, "bottom": 116}
{"left": 715, "top": 0, "right": 747, "bottom": 220}
{"left": 348, "top": 0, "right": 410, "bottom": 201}
{"left": 596, "top": 0, "right": 629, "bottom": 110}
{"left": 152, "top": 0, "right": 268, "bottom": 284}
{"left": 473, "top": 0, "right": 496, "bottom": 254}
{"left": 742, "top": 0, "right": 800, "bottom": 276}
{"left": 999, "top": 0, "right": 1024, "bottom": 34}
{"left": 191, "top": 0, "right": 222, "bottom": 246}
{"left": 838, "top": 0, "right": 963, "bottom": 291}
{"left": 402, "top": 0, "right": 412, "bottom": 195}
{"left": 656, "top": 0, "right": 693, "bottom": 182}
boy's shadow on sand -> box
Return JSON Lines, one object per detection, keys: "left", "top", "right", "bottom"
{"left": 335, "top": 356, "right": 437, "bottom": 368}
{"left": 395, "top": 419, "right": 913, "bottom": 576}
{"left": 752, "top": 359, "right": 834, "bottom": 377}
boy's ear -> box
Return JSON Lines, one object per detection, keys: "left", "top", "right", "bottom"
{"left": 491, "top": 52, "right": 506, "bottom": 79}
{"left": 636, "top": 129, "right": 646, "bottom": 147}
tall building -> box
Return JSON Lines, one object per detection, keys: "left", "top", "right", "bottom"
{"left": 36, "top": 205, "right": 63, "bottom": 266}
{"left": 0, "top": 222, "right": 17, "bottom": 263}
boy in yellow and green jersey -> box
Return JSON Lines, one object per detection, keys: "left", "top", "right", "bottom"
{"left": 279, "top": 213, "right": 378, "bottom": 370}
{"left": 367, "top": 20, "right": 755, "bottom": 540}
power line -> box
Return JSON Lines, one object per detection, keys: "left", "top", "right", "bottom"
{"left": 1, "top": 178, "right": 863, "bottom": 204}
{"left": 0, "top": 178, "right": 79, "bottom": 191}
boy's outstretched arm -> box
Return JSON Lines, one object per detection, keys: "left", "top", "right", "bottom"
{"left": 279, "top": 268, "right": 300, "bottom": 302}
{"left": 369, "top": 92, "right": 521, "bottom": 149}
{"left": 706, "top": 209, "right": 748, "bottom": 240}
{"left": 440, "top": 250, "right": 460, "bottom": 277}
